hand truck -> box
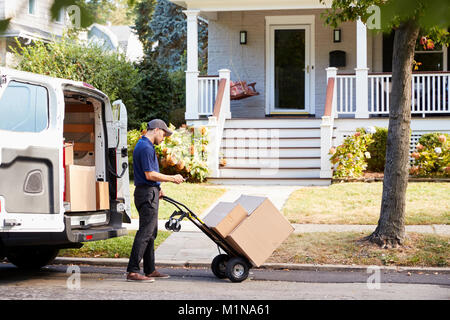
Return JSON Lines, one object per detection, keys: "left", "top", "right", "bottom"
{"left": 162, "top": 195, "right": 252, "bottom": 283}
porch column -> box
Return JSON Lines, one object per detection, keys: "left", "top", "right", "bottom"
{"left": 355, "top": 18, "right": 369, "bottom": 118}
{"left": 183, "top": 9, "right": 200, "bottom": 120}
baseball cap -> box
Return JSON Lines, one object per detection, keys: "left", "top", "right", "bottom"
{"left": 147, "top": 119, "right": 173, "bottom": 137}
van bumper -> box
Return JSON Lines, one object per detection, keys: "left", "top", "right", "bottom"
{"left": 0, "top": 216, "right": 127, "bottom": 248}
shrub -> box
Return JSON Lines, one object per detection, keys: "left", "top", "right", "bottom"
{"left": 11, "top": 34, "right": 139, "bottom": 113}
{"left": 365, "top": 127, "right": 388, "bottom": 172}
{"left": 329, "top": 130, "right": 373, "bottom": 178}
{"left": 409, "top": 133, "right": 450, "bottom": 177}
{"left": 128, "top": 124, "right": 209, "bottom": 183}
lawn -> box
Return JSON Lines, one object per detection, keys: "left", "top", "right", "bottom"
{"left": 129, "top": 181, "right": 227, "bottom": 220}
{"left": 59, "top": 230, "right": 171, "bottom": 258}
{"left": 282, "top": 182, "right": 450, "bottom": 225}
{"left": 268, "top": 232, "right": 450, "bottom": 267}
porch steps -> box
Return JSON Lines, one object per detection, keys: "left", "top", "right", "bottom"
{"left": 208, "top": 119, "right": 332, "bottom": 186}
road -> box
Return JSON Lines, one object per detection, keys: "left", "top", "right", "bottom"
{"left": 0, "top": 262, "right": 449, "bottom": 301}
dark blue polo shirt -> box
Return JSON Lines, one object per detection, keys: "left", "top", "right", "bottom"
{"left": 133, "top": 136, "right": 160, "bottom": 188}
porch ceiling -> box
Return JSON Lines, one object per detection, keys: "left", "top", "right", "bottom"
{"left": 170, "top": 0, "right": 332, "bottom": 12}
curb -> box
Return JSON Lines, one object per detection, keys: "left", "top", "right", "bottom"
{"left": 53, "top": 257, "right": 450, "bottom": 275}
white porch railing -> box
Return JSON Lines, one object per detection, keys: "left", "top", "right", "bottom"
{"left": 198, "top": 75, "right": 220, "bottom": 116}
{"left": 333, "top": 71, "right": 450, "bottom": 118}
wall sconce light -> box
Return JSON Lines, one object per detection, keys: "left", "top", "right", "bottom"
{"left": 333, "top": 29, "right": 341, "bottom": 43}
{"left": 240, "top": 31, "right": 247, "bottom": 45}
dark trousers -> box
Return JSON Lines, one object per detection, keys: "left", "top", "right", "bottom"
{"left": 127, "top": 185, "right": 159, "bottom": 274}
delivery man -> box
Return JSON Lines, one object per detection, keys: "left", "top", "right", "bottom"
{"left": 126, "top": 119, "right": 184, "bottom": 282}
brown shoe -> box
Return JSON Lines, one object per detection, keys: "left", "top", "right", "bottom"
{"left": 126, "top": 272, "right": 155, "bottom": 282}
{"left": 146, "top": 270, "right": 170, "bottom": 279}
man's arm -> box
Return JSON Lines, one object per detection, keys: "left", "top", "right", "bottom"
{"left": 145, "top": 171, "right": 184, "bottom": 184}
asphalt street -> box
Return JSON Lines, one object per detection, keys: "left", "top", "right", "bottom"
{"left": 0, "top": 262, "right": 449, "bottom": 300}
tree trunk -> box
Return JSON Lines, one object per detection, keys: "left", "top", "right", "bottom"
{"left": 365, "top": 19, "right": 420, "bottom": 248}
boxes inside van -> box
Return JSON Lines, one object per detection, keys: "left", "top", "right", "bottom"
{"left": 63, "top": 97, "right": 108, "bottom": 212}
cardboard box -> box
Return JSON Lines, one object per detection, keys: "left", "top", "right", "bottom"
{"left": 226, "top": 196, "right": 294, "bottom": 267}
{"left": 64, "top": 142, "right": 74, "bottom": 166}
{"left": 202, "top": 202, "right": 248, "bottom": 238}
{"left": 65, "top": 165, "right": 96, "bottom": 212}
{"left": 96, "top": 181, "right": 110, "bottom": 210}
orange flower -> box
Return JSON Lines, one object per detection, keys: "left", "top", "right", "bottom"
{"left": 438, "top": 135, "right": 447, "bottom": 143}
{"left": 176, "top": 160, "right": 185, "bottom": 171}
{"left": 411, "top": 152, "right": 420, "bottom": 160}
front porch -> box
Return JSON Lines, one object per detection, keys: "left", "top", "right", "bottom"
{"left": 173, "top": 1, "right": 450, "bottom": 185}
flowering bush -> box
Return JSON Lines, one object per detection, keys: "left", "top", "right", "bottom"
{"left": 127, "top": 123, "right": 210, "bottom": 182}
{"left": 359, "top": 126, "right": 388, "bottom": 172}
{"left": 154, "top": 124, "right": 209, "bottom": 182}
{"left": 409, "top": 133, "right": 450, "bottom": 177}
{"left": 329, "top": 129, "right": 374, "bottom": 178}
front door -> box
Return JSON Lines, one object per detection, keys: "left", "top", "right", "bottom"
{"left": 268, "top": 24, "right": 312, "bottom": 114}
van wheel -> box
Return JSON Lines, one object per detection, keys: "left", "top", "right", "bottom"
{"left": 6, "top": 247, "right": 59, "bottom": 270}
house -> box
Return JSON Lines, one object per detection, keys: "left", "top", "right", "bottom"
{"left": 169, "top": 0, "right": 450, "bottom": 185}
{"left": 88, "top": 24, "right": 144, "bottom": 62}
{"left": 0, "top": 0, "right": 67, "bottom": 66}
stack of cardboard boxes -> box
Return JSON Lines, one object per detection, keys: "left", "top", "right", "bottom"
{"left": 202, "top": 195, "right": 294, "bottom": 267}
{"left": 64, "top": 142, "right": 109, "bottom": 212}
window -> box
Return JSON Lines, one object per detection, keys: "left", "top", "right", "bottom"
{"left": 0, "top": 81, "right": 49, "bottom": 132}
{"left": 414, "top": 35, "right": 445, "bottom": 71}
{"left": 28, "top": 0, "right": 36, "bottom": 15}
{"left": 56, "top": 7, "right": 65, "bottom": 23}
{"left": 383, "top": 29, "right": 448, "bottom": 72}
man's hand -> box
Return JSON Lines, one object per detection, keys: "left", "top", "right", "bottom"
{"left": 172, "top": 174, "right": 184, "bottom": 184}
{"left": 159, "top": 189, "right": 165, "bottom": 199}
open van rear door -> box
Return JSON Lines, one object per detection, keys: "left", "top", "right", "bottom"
{"left": 111, "top": 100, "right": 131, "bottom": 223}
{"left": 0, "top": 69, "right": 64, "bottom": 233}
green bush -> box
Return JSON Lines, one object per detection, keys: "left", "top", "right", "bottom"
{"left": 127, "top": 124, "right": 209, "bottom": 183}
{"left": 155, "top": 125, "right": 209, "bottom": 183}
{"left": 127, "top": 123, "right": 147, "bottom": 180}
{"left": 329, "top": 130, "right": 373, "bottom": 178}
{"left": 11, "top": 34, "right": 139, "bottom": 112}
{"left": 360, "top": 127, "right": 388, "bottom": 172}
{"left": 410, "top": 133, "right": 450, "bottom": 177}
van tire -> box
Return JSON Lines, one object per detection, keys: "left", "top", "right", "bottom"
{"left": 6, "top": 246, "right": 59, "bottom": 270}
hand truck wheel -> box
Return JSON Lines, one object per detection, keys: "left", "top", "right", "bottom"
{"left": 173, "top": 221, "right": 181, "bottom": 232}
{"left": 225, "top": 257, "right": 250, "bottom": 283}
{"left": 211, "top": 254, "right": 229, "bottom": 279}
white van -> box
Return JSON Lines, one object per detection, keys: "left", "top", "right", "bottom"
{"left": 0, "top": 68, "right": 131, "bottom": 269}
